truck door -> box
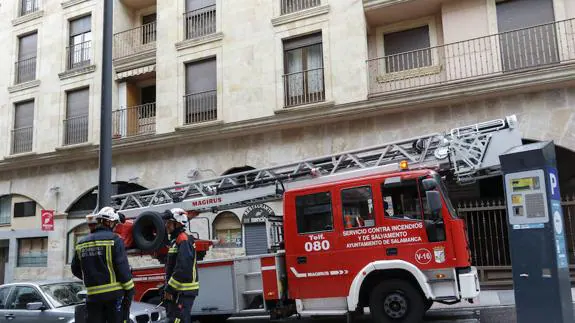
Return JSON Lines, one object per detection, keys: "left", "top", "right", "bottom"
{"left": 377, "top": 176, "right": 451, "bottom": 268}
{"left": 285, "top": 188, "right": 341, "bottom": 300}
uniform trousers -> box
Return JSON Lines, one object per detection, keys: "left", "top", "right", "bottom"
{"left": 85, "top": 298, "right": 124, "bottom": 323}
{"left": 167, "top": 295, "right": 196, "bottom": 323}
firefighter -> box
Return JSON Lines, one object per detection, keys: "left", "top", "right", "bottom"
{"left": 162, "top": 208, "right": 199, "bottom": 323}
{"left": 71, "top": 206, "right": 135, "bottom": 323}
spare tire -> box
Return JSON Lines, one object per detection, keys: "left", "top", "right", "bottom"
{"left": 132, "top": 211, "right": 167, "bottom": 251}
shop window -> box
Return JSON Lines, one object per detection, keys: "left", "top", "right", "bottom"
{"left": 342, "top": 186, "right": 375, "bottom": 229}
{"left": 17, "top": 237, "right": 47, "bottom": 267}
{"left": 213, "top": 212, "right": 242, "bottom": 248}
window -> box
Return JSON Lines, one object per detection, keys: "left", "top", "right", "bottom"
{"left": 141, "top": 13, "right": 157, "bottom": 44}
{"left": 11, "top": 100, "right": 34, "bottom": 155}
{"left": 283, "top": 32, "right": 325, "bottom": 107}
{"left": 64, "top": 87, "right": 89, "bottom": 145}
{"left": 67, "top": 224, "right": 90, "bottom": 263}
{"left": 184, "top": 57, "right": 217, "bottom": 124}
{"left": 383, "top": 25, "right": 431, "bottom": 73}
{"left": 17, "top": 237, "right": 48, "bottom": 267}
{"left": 496, "top": 0, "right": 558, "bottom": 72}
{"left": 20, "top": 0, "right": 39, "bottom": 16}
{"left": 6, "top": 286, "right": 45, "bottom": 310}
{"left": 295, "top": 191, "right": 333, "bottom": 234}
{"left": 184, "top": 0, "right": 216, "bottom": 39}
{"left": 342, "top": 186, "right": 375, "bottom": 229}
{"left": 67, "top": 15, "right": 92, "bottom": 70}
{"left": 15, "top": 32, "right": 37, "bottom": 84}
{"left": 280, "top": 0, "right": 321, "bottom": 15}
{"left": 13, "top": 201, "right": 36, "bottom": 218}
{"left": 381, "top": 178, "right": 422, "bottom": 221}
{"left": 0, "top": 286, "right": 11, "bottom": 309}
{"left": 0, "top": 197, "right": 10, "bottom": 225}
{"left": 213, "top": 212, "right": 242, "bottom": 248}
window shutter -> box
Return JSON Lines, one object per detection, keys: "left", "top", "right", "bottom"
{"left": 18, "top": 32, "right": 37, "bottom": 60}
{"left": 185, "top": 57, "right": 216, "bottom": 94}
{"left": 14, "top": 100, "right": 34, "bottom": 129}
{"left": 186, "top": 0, "right": 215, "bottom": 11}
{"left": 283, "top": 32, "right": 322, "bottom": 51}
{"left": 66, "top": 88, "right": 89, "bottom": 118}
{"left": 70, "top": 15, "right": 91, "bottom": 36}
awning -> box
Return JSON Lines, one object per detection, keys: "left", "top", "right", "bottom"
{"left": 115, "top": 64, "right": 156, "bottom": 80}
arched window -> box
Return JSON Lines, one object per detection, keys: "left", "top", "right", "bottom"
{"left": 213, "top": 212, "right": 242, "bottom": 248}
{"left": 66, "top": 182, "right": 148, "bottom": 218}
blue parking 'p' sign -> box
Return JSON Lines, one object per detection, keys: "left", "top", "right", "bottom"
{"left": 548, "top": 167, "right": 560, "bottom": 201}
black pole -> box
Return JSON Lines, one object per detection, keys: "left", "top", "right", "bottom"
{"left": 97, "top": 0, "right": 113, "bottom": 210}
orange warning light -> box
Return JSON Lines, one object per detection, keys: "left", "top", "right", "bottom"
{"left": 399, "top": 160, "right": 409, "bottom": 170}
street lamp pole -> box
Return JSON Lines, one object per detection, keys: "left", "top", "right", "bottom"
{"left": 97, "top": 0, "right": 113, "bottom": 210}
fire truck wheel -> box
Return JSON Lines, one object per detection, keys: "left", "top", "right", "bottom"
{"left": 132, "top": 211, "right": 167, "bottom": 251}
{"left": 368, "top": 279, "right": 425, "bottom": 323}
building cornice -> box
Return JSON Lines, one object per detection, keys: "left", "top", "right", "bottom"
{"left": 0, "top": 64, "right": 574, "bottom": 172}
{"left": 363, "top": 0, "right": 413, "bottom": 10}
{"left": 271, "top": 4, "right": 330, "bottom": 27}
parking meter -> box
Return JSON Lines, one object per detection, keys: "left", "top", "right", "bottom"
{"left": 499, "top": 141, "right": 573, "bottom": 323}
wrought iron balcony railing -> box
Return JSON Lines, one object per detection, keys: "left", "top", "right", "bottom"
{"left": 367, "top": 18, "right": 575, "bottom": 95}
{"left": 112, "top": 103, "right": 156, "bottom": 138}
{"left": 184, "top": 5, "right": 216, "bottom": 40}
{"left": 280, "top": 0, "right": 321, "bottom": 15}
{"left": 282, "top": 67, "right": 325, "bottom": 107}
{"left": 11, "top": 126, "right": 33, "bottom": 155}
{"left": 183, "top": 90, "right": 217, "bottom": 124}
{"left": 14, "top": 56, "right": 36, "bottom": 84}
{"left": 113, "top": 21, "right": 157, "bottom": 60}
{"left": 63, "top": 115, "right": 89, "bottom": 146}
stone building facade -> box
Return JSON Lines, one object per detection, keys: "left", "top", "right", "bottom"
{"left": 0, "top": 0, "right": 574, "bottom": 282}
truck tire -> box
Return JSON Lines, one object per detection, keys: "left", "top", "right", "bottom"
{"left": 368, "top": 279, "right": 425, "bottom": 323}
{"left": 132, "top": 211, "right": 167, "bottom": 251}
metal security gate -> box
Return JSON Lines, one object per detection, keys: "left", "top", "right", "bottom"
{"left": 457, "top": 197, "right": 575, "bottom": 287}
{"left": 244, "top": 224, "right": 268, "bottom": 256}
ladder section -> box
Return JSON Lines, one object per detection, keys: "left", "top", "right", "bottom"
{"left": 111, "top": 115, "right": 521, "bottom": 218}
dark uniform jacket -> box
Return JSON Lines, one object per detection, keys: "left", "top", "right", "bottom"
{"left": 71, "top": 227, "right": 134, "bottom": 302}
{"left": 164, "top": 228, "right": 199, "bottom": 297}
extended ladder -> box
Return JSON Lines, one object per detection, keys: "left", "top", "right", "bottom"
{"left": 111, "top": 115, "right": 522, "bottom": 218}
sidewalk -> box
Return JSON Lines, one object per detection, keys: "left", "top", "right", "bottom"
{"left": 431, "top": 287, "right": 575, "bottom": 310}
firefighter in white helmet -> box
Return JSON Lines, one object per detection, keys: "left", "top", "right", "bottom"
{"left": 162, "top": 208, "right": 199, "bottom": 323}
{"left": 71, "top": 206, "right": 134, "bottom": 323}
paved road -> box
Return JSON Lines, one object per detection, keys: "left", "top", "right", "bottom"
{"left": 228, "top": 306, "right": 517, "bottom": 322}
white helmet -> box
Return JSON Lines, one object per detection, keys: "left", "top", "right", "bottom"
{"left": 95, "top": 206, "right": 120, "bottom": 222}
{"left": 165, "top": 208, "right": 188, "bottom": 226}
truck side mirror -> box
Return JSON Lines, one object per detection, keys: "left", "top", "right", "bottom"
{"left": 422, "top": 178, "right": 438, "bottom": 191}
{"left": 426, "top": 191, "right": 442, "bottom": 214}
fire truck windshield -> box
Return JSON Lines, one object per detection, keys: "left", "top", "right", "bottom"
{"left": 434, "top": 173, "right": 458, "bottom": 219}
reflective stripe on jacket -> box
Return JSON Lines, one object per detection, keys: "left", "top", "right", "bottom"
{"left": 71, "top": 227, "right": 134, "bottom": 301}
{"left": 164, "top": 230, "right": 199, "bottom": 296}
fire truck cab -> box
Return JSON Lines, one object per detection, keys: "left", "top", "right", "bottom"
{"left": 262, "top": 165, "right": 479, "bottom": 322}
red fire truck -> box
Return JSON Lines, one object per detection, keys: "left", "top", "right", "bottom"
{"left": 110, "top": 115, "right": 522, "bottom": 323}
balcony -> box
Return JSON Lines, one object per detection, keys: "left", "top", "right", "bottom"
{"left": 14, "top": 57, "right": 36, "bottom": 84}
{"left": 282, "top": 67, "right": 325, "bottom": 107}
{"left": 112, "top": 103, "right": 156, "bottom": 139}
{"left": 63, "top": 115, "right": 89, "bottom": 146}
{"left": 113, "top": 22, "right": 157, "bottom": 62}
{"left": 183, "top": 91, "right": 217, "bottom": 125}
{"left": 367, "top": 18, "right": 575, "bottom": 97}
{"left": 11, "top": 127, "right": 33, "bottom": 155}
{"left": 65, "top": 41, "right": 92, "bottom": 71}
{"left": 280, "top": 0, "right": 321, "bottom": 15}
{"left": 183, "top": 5, "right": 216, "bottom": 40}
